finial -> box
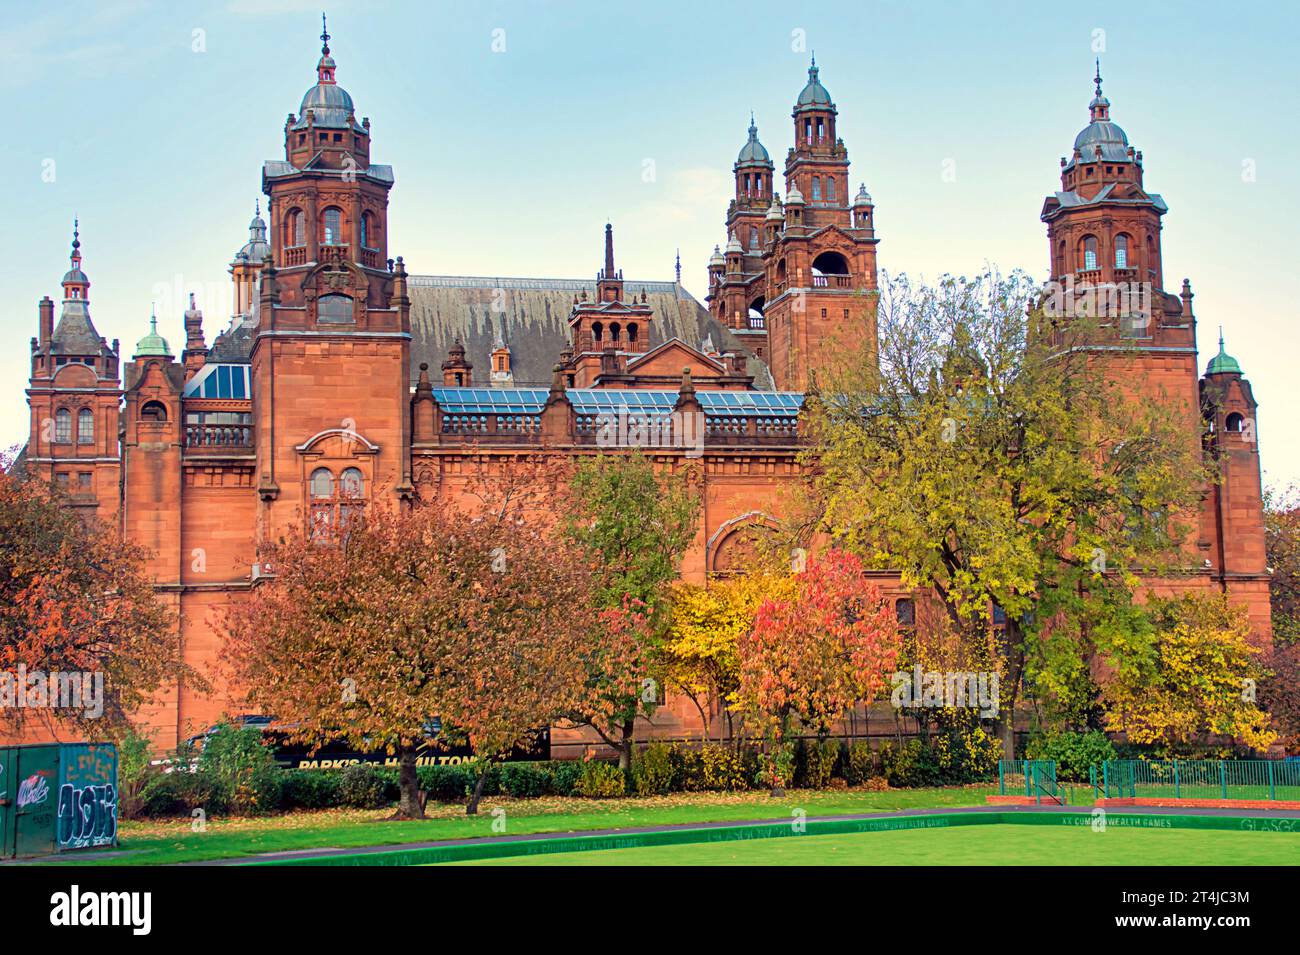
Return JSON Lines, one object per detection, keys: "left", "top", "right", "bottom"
{"left": 1218, "top": 326, "right": 1225, "bottom": 351}
{"left": 321, "top": 12, "right": 330, "bottom": 55}
{"left": 811, "top": 51, "right": 816, "bottom": 70}
{"left": 150, "top": 303, "right": 157, "bottom": 332}
{"left": 1094, "top": 57, "right": 1102, "bottom": 97}
{"left": 255, "top": 199, "right": 260, "bottom": 217}
{"left": 71, "top": 217, "right": 80, "bottom": 251}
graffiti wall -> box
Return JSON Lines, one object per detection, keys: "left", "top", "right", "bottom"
{"left": 0, "top": 742, "right": 117, "bottom": 858}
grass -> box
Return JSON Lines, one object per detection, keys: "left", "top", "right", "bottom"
{"left": 444, "top": 824, "right": 1300, "bottom": 867}
{"left": 74, "top": 785, "right": 987, "bottom": 866}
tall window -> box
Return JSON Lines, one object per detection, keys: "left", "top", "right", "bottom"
{"left": 54, "top": 408, "right": 72, "bottom": 444}
{"left": 339, "top": 467, "right": 365, "bottom": 535}
{"left": 285, "top": 210, "right": 304, "bottom": 247}
{"left": 1082, "top": 236, "right": 1098, "bottom": 271}
{"left": 77, "top": 408, "right": 93, "bottom": 445}
{"left": 310, "top": 468, "right": 335, "bottom": 540}
{"left": 1115, "top": 234, "right": 1129, "bottom": 269}
{"left": 811, "top": 176, "right": 821, "bottom": 200}
{"left": 323, "top": 208, "right": 343, "bottom": 246}
{"left": 826, "top": 178, "right": 836, "bottom": 200}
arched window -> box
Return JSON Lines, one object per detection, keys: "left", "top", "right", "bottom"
{"left": 310, "top": 468, "right": 334, "bottom": 499}
{"left": 609, "top": 323, "right": 621, "bottom": 344}
{"left": 54, "top": 408, "right": 72, "bottom": 444}
{"left": 592, "top": 322, "right": 603, "bottom": 344}
{"left": 140, "top": 401, "right": 167, "bottom": 422}
{"left": 811, "top": 176, "right": 822, "bottom": 201}
{"left": 811, "top": 251, "right": 850, "bottom": 275}
{"left": 322, "top": 207, "right": 343, "bottom": 246}
{"left": 360, "top": 212, "right": 379, "bottom": 250}
{"left": 340, "top": 467, "right": 364, "bottom": 498}
{"left": 826, "top": 178, "right": 836, "bottom": 200}
{"left": 317, "top": 294, "right": 354, "bottom": 324}
{"left": 627, "top": 323, "right": 638, "bottom": 345}
{"left": 1225, "top": 413, "right": 1245, "bottom": 433}
{"left": 1115, "top": 234, "right": 1130, "bottom": 269}
{"left": 1081, "top": 235, "right": 1098, "bottom": 271}
{"left": 285, "top": 209, "right": 305, "bottom": 247}
{"left": 77, "top": 408, "right": 94, "bottom": 445}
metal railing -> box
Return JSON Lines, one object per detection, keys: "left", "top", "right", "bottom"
{"left": 1094, "top": 759, "right": 1300, "bottom": 802}
{"left": 997, "top": 759, "right": 1061, "bottom": 805}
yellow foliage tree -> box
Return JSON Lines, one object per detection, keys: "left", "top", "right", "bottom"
{"left": 1102, "top": 593, "right": 1276, "bottom": 753}
{"left": 661, "top": 574, "right": 796, "bottom": 740}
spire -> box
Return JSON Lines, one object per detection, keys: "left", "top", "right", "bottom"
{"left": 134, "top": 304, "right": 173, "bottom": 359}
{"left": 675, "top": 248, "right": 682, "bottom": 284}
{"left": 317, "top": 11, "right": 336, "bottom": 85}
{"left": 60, "top": 217, "right": 91, "bottom": 300}
{"left": 1089, "top": 58, "right": 1111, "bottom": 122}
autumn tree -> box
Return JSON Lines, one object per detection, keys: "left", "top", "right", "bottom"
{"left": 1101, "top": 593, "right": 1275, "bottom": 753}
{"left": 1264, "top": 484, "right": 1300, "bottom": 646}
{"left": 735, "top": 550, "right": 901, "bottom": 795}
{"left": 662, "top": 574, "right": 796, "bottom": 741}
{"left": 805, "top": 269, "right": 1206, "bottom": 754}
{"left": 0, "top": 457, "right": 195, "bottom": 741}
{"left": 225, "top": 462, "right": 600, "bottom": 817}
{"left": 560, "top": 451, "right": 700, "bottom": 770}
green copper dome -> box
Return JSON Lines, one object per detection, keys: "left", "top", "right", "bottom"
{"left": 1206, "top": 332, "right": 1241, "bottom": 376}
{"left": 135, "top": 312, "right": 172, "bottom": 358}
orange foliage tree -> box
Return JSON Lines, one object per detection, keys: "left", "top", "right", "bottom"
{"left": 0, "top": 460, "right": 195, "bottom": 741}
{"left": 224, "top": 463, "right": 603, "bottom": 817}
{"left": 735, "top": 549, "right": 901, "bottom": 794}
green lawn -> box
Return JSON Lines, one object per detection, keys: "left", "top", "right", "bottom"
{"left": 445, "top": 824, "right": 1300, "bottom": 867}
{"left": 74, "top": 786, "right": 986, "bottom": 866}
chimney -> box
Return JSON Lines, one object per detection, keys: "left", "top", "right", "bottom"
{"left": 38, "top": 296, "right": 54, "bottom": 346}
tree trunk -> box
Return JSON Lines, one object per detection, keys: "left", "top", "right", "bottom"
{"left": 394, "top": 744, "right": 425, "bottom": 820}
{"left": 466, "top": 760, "right": 492, "bottom": 816}
{"left": 617, "top": 718, "right": 635, "bottom": 772}
{"left": 997, "top": 620, "right": 1026, "bottom": 759}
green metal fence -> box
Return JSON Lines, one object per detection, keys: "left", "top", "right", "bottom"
{"left": 997, "top": 760, "right": 1060, "bottom": 804}
{"left": 1093, "top": 759, "right": 1300, "bottom": 803}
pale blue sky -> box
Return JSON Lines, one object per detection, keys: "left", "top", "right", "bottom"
{"left": 3, "top": 0, "right": 1297, "bottom": 486}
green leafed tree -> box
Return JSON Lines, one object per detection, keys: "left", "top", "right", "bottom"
{"left": 560, "top": 451, "right": 700, "bottom": 769}
{"left": 803, "top": 268, "right": 1208, "bottom": 754}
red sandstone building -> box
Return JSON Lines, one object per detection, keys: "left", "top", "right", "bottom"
{"left": 16, "top": 31, "right": 1269, "bottom": 749}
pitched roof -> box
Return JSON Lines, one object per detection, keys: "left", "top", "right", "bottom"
{"left": 408, "top": 275, "right": 773, "bottom": 389}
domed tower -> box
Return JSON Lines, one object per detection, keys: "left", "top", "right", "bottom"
{"left": 1040, "top": 63, "right": 1198, "bottom": 443}
{"left": 25, "top": 220, "right": 123, "bottom": 519}
{"left": 708, "top": 117, "right": 776, "bottom": 335}
{"left": 760, "top": 58, "right": 879, "bottom": 391}
{"left": 252, "top": 15, "right": 413, "bottom": 541}
{"left": 1201, "top": 333, "right": 1270, "bottom": 640}
{"left": 230, "top": 201, "right": 270, "bottom": 320}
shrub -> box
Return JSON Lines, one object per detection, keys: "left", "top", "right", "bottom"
{"left": 498, "top": 762, "right": 553, "bottom": 799}
{"left": 197, "top": 722, "right": 282, "bottom": 815}
{"left": 843, "top": 740, "right": 875, "bottom": 786}
{"left": 698, "top": 745, "right": 749, "bottom": 791}
{"left": 879, "top": 739, "right": 941, "bottom": 788}
{"left": 754, "top": 742, "right": 796, "bottom": 791}
{"left": 280, "top": 770, "right": 342, "bottom": 810}
{"left": 338, "top": 762, "right": 391, "bottom": 808}
{"left": 138, "top": 765, "right": 223, "bottom": 817}
{"left": 574, "top": 760, "right": 625, "bottom": 798}
{"left": 632, "top": 743, "right": 675, "bottom": 796}
{"left": 115, "top": 725, "right": 156, "bottom": 820}
{"left": 797, "top": 739, "right": 840, "bottom": 789}
{"left": 549, "top": 760, "right": 583, "bottom": 797}
{"left": 1025, "top": 730, "right": 1117, "bottom": 782}
{"left": 418, "top": 764, "right": 478, "bottom": 802}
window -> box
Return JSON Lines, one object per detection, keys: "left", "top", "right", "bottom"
{"left": 592, "top": 322, "right": 603, "bottom": 344}
{"left": 310, "top": 468, "right": 334, "bottom": 540}
{"left": 895, "top": 599, "right": 915, "bottom": 627}
{"left": 360, "top": 212, "right": 378, "bottom": 250}
{"left": 812, "top": 176, "right": 821, "bottom": 200}
{"left": 323, "top": 208, "right": 343, "bottom": 246}
{"left": 826, "top": 178, "right": 835, "bottom": 200}
{"left": 55, "top": 473, "right": 69, "bottom": 489}
{"left": 317, "top": 294, "right": 354, "bottom": 324}
{"left": 1225, "top": 413, "right": 1245, "bottom": 432}
{"left": 627, "top": 323, "right": 638, "bottom": 344}
{"left": 1115, "top": 233, "right": 1129, "bottom": 269}
{"left": 311, "top": 467, "right": 366, "bottom": 541}
{"left": 77, "top": 408, "right": 94, "bottom": 445}
{"left": 77, "top": 472, "right": 92, "bottom": 492}
{"left": 54, "top": 408, "right": 72, "bottom": 444}
{"left": 140, "top": 400, "right": 167, "bottom": 422}
{"left": 1082, "top": 236, "right": 1098, "bottom": 271}
{"left": 285, "top": 209, "right": 305, "bottom": 247}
